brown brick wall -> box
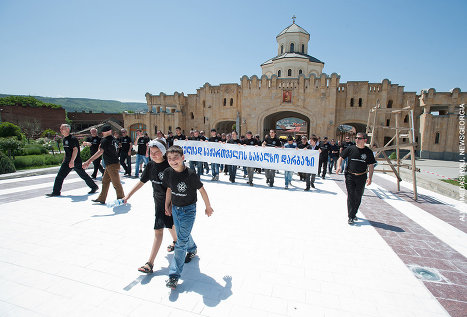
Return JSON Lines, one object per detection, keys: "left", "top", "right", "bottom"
{"left": 0, "top": 105, "right": 66, "bottom": 132}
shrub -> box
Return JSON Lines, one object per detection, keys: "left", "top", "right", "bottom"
{"left": 0, "top": 137, "right": 23, "bottom": 158}
{"left": 20, "top": 144, "right": 48, "bottom": 155}
{"left": 0, "top": 151, "right": 16, "bottom": 174}
{"left": 80, "top": 146, "right": 91, "bottom": 162}
{"left": 0, "top": 122, "right": 22, "bottom": 140}
{"left": 13, "top": 154, "right": 64, "bottom": 169}
{"left": 41, "top": 129, "right": 58, "bottom": 138}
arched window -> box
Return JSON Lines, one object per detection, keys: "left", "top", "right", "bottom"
{"left": 223, "top": 98, "right": 226, "bottom": 106}
{"left": 190, "top": 112, "right": 194, "bottom": 120}
{"left": 386, "top": 119, "right": 390, "bottom": 126}
{"left": 288, "top": 69, "right": 292, "bottom": 76}
{"left": 154, "top": 125, "right": 158, "bottom": 134}
{"left": 290, "top": 43, "right": 294, "bottom": 52}
{"left": 387, "top": 100, "right": 393, "bottom": 108}
{"left": 434, "top": 132, "right": 440, "bottom": 144}
{"left": 202, "top": 100, "right": 205, "bottom": 108}
{"left": 299, "top": 69, "right": 302, "bottom": 75}
{"left": 281, "top": 45, "right": 283, "bottom": 54}
{"left": 404, "top": 115, "right": 409, "bottom": 123}
{"left": 278, "top": 70, "right": 281, "bottom": 77}
{"left": 301, "top": 44, "right": 304, "bottom": 53}
{"left": 230, "top": 98, "right": 233, "bottom": 106}
{"left": 358, "top": 98, "right": 362, "bottom": 107}
{"left": 350, "top": 98, "right": 354, "bottom": 107}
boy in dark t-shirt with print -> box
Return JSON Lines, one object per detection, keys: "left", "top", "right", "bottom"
{"left": 163, "top": 145, "right": 214, "bottom": 289}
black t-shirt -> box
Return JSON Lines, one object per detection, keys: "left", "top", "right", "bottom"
{"left": 297, "top": 143, "right": 311, "bottom": 150}
{"left": 63, "top": 135, "right": 82, "bottom": 164}
{"left": 173, "top": 134, "right": 186, "bottom": 142}
{"left": 243, "top": 137, "right": 258, "bottom": 146}
{"left": 318, "top": 142, "right": 331, "bottom": 157}
{"left": 340, "top": 145, "right": 376, "bottom": 174}
{"left": 119, "top": 136, "right": 132, "bottom": 153}
{"left": 86, "top": 136, "right": 101, "bottom": 155}
{"left": 188, "top": 135, "right": 203, "bottom": 141}
{"left": 163, "top": 167, "right": 203, "bottom": 207}
{"left": 228, "top": 138, "right": 242, "bottom": 144}
{"left": 329, "top": 144, "right": 340, "bottom": 156}
{"left": 166, "top": 136, "right": 174, "bottom": 147}
{"left": 208, "top": 136, "right": 221, "bottom": 143}
{"left": 263, "top": 136, "right": 282, "bottom": 147}
{"left": 140, "top": 160, "right": 170, "bottom": 197}
{"left": 100, "top": 135, "right": 120, "bottom": 165}
{"left": 341, "top": 141, "right": 355, "bottom": 152}
{"left": 137, "top": 136, "right": 150, "bottom": 155}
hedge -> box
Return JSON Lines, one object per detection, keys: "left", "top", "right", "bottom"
{"left": 0, "top": 151, "right": 16, "bottom": 174}
{"left": 13, "top": 154, "right": 64, "bottom": 169}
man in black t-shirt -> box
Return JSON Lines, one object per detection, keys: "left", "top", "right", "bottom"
{"left": 83, "top": 125, "right": 124, "bottom": 204}
{"left": 340, "top": 136, "right": 355, "bottom": 171}
{"left": 119, "top": 129, "right": 132, "bottom": 176}
{"left": 262, "top": 129, "right": 282, "bottom": 187}
{"left": 134, "top": 129, "right": 150, "bottom": 178}
{"left": 187, "top": 130, "right": 204, "bottom": 176}
{"left": 208, "top": 128, "right": 222, "bottom": 181}
{"left": 243, "top": 131, "right": 258, "bottom": 186}
{"left": 317, "top": 137, "right": 331, "bottom": 179}
{"left": 83, "top": 128, "right": 104, "bottom": 179}
{"left": 46, "top": 124, "right": 98, "bottom": 197}
{"left": 173, "top": 127, "right": 186, "bottom": 143}
{"left": 328, "top": 139, "right": 340, "bottom": 174}
{"left": 336, "top": 132, "right": 376, "bottom": 225}
{"left": 163, "top": 145, "right": 214, "bottom": 289}
{"left": 227, "top": 130, "right": 242, "bottom": 183}
{"left": 166, "top": 131, "right": 174, "bottom": 147}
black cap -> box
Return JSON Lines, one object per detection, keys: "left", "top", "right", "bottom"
{"left": 101, "top": 125, "right": 112, "bottom": 132}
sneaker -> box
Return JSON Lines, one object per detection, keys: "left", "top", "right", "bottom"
{"left": 185, "top": 250, "right": 197, "bottom": 263}
{"left": 353, "top": 216, "right": 358, "bottom": 221}
{"left": 92, "top": 199, "right": 106, "bottom": 205}
{"left": 322, "top": 175, "right": 326, "bottom": 179}
{"left": 215, "top": 175, "right": 219, "bottom": 181}
{"left": 45, "top": 193, "right": 60, "bottom": 197}
{"left": 211, "top": 176, "right": 216, "bottom": 181}
{"left": 311, "top": 183, "right": 315, "bottom": 189}
{"left": 348, "top": 217, "right": 354, "bottom": 225}
{"left": 269, "top": 183, "right": 273, "bottom": 187}
{"left": 249, "top": 182, "right": 253, "bottom": 186}
{"left": 285, "top": 185, "right": 289, "bottom": 189}
{"left": 304, "top": 187, "right": 310, "bottom": 191}
{"left": 166, "top": 277, "right": 179, "bottom": 289}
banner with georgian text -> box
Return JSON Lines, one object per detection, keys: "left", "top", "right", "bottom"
{"left": 174, "top": 140, "right": 319, "bottom": 174}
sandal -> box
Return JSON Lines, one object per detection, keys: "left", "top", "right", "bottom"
{"left": 167, "top": 241, "right": 176, "bottom": 252}
{"left": 138, "top": 262, "right": 153, "bottom": 274}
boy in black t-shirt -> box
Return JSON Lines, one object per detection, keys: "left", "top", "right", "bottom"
{"left": 336, "top": 132, "right": 376, "bottom": 225}
{"left": 163, "top": 145, "right": 214, "bottom": 289}
{"left": 123, "top": 139, "right": 177, "bottom": 274}
{"left": 242, "top": 131, "right": 258, "bottom": 186}
{"left": 262, "top": 129, "right": 282, "bottom": 187}
{"left": 119, "top": 129, "right": 132, "bottom": 176}
{"left": 208, "top": 128, "right": 222, "bottom": 181}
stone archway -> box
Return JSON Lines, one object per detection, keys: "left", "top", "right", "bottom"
{"left": 262, "top": 111, "right": 311, "bottom": 139}
{"left": 215, "top": 120, "right": 236, "bottom": 134}
{"left": 336, "top": 122, "right": 367, "bottom": 142}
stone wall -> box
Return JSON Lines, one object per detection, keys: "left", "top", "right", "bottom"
{"left": 1, "top": 105, "right": 66, "bottom": 133}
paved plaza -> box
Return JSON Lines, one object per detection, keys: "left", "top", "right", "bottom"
{"left": 0, "top": 167, "right": 466, "bottom": 316}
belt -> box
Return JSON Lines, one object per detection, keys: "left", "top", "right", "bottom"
{"left": 349, "top": 171, "right": 367, "bottom": 176}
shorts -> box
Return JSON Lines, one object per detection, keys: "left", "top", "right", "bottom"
{"left": 153, "top": 195, "right": 174, "bottom": 230}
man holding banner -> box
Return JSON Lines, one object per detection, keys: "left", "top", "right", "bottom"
{"left": 242, "top": 131, "right": 259, "bottom": 186}
{"left": 262, "top": 129, "right": 282, "bottom": 187}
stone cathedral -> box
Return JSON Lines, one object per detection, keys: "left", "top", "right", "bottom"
{"left": 123, "top": 20, "right": 465, "bottom": 161}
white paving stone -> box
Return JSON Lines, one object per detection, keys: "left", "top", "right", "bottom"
{"left": 0, "top": 171, "right": 452, "bottom": 316}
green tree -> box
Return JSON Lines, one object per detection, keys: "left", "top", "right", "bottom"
{"left": 41, "top": 129, "right": 58, "bottom": 138}
{"left": 0, "top": 151, "right": 16, "bottom": 174}
{"left": 0, "top": 96, "right": 62, "bottom": 109}
{"left": 0, "top": 122, "right": 22, "bottom": 140}
{"left": 0, "top": 137, "right": 22, "bottom": 159}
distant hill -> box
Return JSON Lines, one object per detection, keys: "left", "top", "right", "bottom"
{"left": 0, "top": 94, "right": 147, "bottom": 113}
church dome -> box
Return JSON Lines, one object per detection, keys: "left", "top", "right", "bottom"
{"left": 276, "top": 23, "right": 310, "bottom": 38}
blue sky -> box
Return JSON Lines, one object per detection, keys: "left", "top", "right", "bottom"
{"left": 0, "top": 0, "right": 465, "bottom": 102}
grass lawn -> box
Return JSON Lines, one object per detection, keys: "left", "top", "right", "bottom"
{"left": 441, "top": 178, "right": 467, "bottom": 190}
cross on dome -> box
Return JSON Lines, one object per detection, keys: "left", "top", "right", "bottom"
{"left": 292, "top": 15, "right": 296, "bottom": 24}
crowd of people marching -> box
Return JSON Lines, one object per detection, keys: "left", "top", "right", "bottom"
{"left": 95, "top": 126, "right": 358, "bottom": 190}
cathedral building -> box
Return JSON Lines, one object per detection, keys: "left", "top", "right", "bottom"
{"left": 123, "top": 20, "right": 465, "bottom": 161}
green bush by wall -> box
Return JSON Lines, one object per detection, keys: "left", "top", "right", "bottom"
{"left": 13, "top": 154, "right": 64, "bottom": 169}
{"left": 0, "top": 151, "right": 16, "bottom": 174}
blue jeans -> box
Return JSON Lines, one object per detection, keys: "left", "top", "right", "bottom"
{"left": 341, "top": 157, "right": 348, "bottom": 172}
{"left": 243, "top": 166, "right": 247, "bottom": 177}
{"left": 189, "top": 161, "right": 203, "bottom": 176}
{"left": 169, "top": 203, "right": 197, "bottom": 279}
{"left": 211, "top": 163, "right": 219, "bottom": 177}
{"left": 135, "top": 154, "right": 148, "bottom": 177}
{"left": 284, "top": 171, "right": 293, "bottom": 185}
{"left": 228, "top": 165, "right": 237, "bottom": 182}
